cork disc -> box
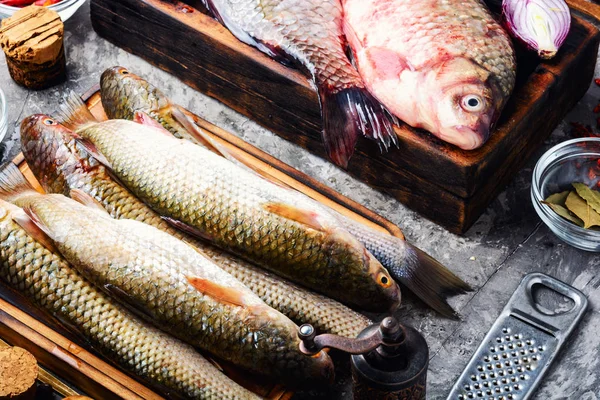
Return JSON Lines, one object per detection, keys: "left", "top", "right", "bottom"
{"left": 0, "top": 346, "right": 38, "bottom": 399}
{"left": 0, "top": 6, "right": 63, "bottom": 64}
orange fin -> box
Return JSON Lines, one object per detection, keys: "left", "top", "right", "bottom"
{"left": 263, "top": 202, "right": 327, "bottom": 232}
{"left": 186, "top": 276, "right": 250, "bottom": 307}
{"left": 57, "top": 91, "right": 99, "bottom": 131}
{"left": 133, "top": 111, "right": 173, "bottom": 137}
{"left": 12, "top": 209, "right": 58, "bottom": 253}
{"left": 0, "top": 163, "right": 40, "bottom": 202}
{"left": 69, "top": 189, "right": 109, "bottom": 214}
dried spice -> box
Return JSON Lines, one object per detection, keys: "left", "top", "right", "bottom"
{"left": 565, "top": 191, "right": 600, "bottom": 228}
{"left": 543, "top": 184, "right": 600, "bottom": 229}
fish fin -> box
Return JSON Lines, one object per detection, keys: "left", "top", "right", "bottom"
{"left": 363, "top": 46, "right": 413, "bottom": 78}
{"left": 161, "top": 216, "right": 215, "bottom": 242}
{"left": 318, "top": 85, "right": 398, "bottom": 168}
{"left": 169, "top": 105, "right": 231, "bottom": 156}
{"left": 263, "top": 202, "right": 327, "bottom": 232}
{"left": 69, "top": 189, "right": 109, "bottom": 214}
{"left": 393, "top": 244, "right": 472, "bottom": 319}
{"left": 186, "top": 276, "right": 250, "bottom": 307}
{"left": 170, "top": 105, "right": 292, "bottom": 188}
{"left": 132, "top": 111, "right": 173, "bottom": 136}
{"left": 103, "top": 283, "right": 156, "bottom": 321}
{"left": 203, "top": 0, "right": 294, "bottom": 66}
{"left": 0, "top": 163, "right": 40, "bottom": 202}
{"left": 57, "top": 91, "right": 99, "bottom": 131}
{"left": 70, "top": 134, "right": 113, "bottom": 170}
{"left": 12, "top": 209, "right": 58, "bottom": 254}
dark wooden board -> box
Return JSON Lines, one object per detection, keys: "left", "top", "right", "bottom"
{"left": 1, "top": 88, "right": 408, "bottom": 400}
{"left": 89, "top": 0, "right": 600, "bottom": 233}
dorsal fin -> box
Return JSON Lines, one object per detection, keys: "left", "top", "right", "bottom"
{"left": 0, "top": 163, "right": 40, "bottom": 202}
{"left": 57, "top": 91, "right": 99, "bottom": 131}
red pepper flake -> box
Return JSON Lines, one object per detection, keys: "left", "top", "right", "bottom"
{"left": 570, "top": 122, "right": 597, "bottom": 138}
{"left": 589, "top": 169, "right": 597, "bottom": 180}
{"left": 595, "top": 78, "right": 600, "bottom": 86}
{"left": 594, "top": 104, "right": 600, "bottom": 113}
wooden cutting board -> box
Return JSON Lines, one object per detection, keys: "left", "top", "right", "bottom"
{"left": 0, "top": 88, "right": 405, "bottom": 399}
{"left": 89, "top": 0, "right": 600, "bottom": 234}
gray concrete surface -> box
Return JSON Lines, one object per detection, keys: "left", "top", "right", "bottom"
{"left": 0, "top": 2, "right": 598, "bottom": 399}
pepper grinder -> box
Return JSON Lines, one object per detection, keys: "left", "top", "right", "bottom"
{"left": 298, "top": 317, "right": 428, "bottom": 400}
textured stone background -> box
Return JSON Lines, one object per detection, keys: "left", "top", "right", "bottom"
{"left": 0, "top": 2, "right": 599, "bottom": 399}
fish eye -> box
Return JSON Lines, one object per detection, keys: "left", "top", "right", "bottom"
{"left": 377, "top": 272, "right": 392, "bottom": 288}
{"left": 461, "top": 95, "right": 485, "bottom": 112}
{"left": 43, "top": 118, "right": 56, "bottom": 125}
{"left": 120, "top": 69, "right": 130, "bottom": 75}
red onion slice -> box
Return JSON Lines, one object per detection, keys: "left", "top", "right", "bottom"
{"left": 502, "top": 0, "right": 571, "bottom": 59}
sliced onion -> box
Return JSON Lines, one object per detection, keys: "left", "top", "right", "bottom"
{"left": 502, "top": 0, "right": 571, "bottom": 59}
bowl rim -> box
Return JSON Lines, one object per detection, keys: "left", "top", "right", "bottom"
{"left": 0, "top": 0, "right": 77, "bottom": 12}
{"left": 532, "top": 137, "right": 600, "bottom": 239}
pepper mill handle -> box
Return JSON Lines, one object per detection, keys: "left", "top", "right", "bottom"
{"left": 298, "top": 317, "right": 405, "bottom": 356}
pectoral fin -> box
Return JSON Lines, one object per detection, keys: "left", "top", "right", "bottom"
{"left": 133, "top": 111, "right": 173, "bottom": 136}
{"left": 186, "top": 276, "right": 250, "bottom": 308}
{"left": 103, "top": 284, "right": 156, "bottom": 321}
{"left": 71, "top": 134, "right": 113, "bottom": 170}
{"left": 13, "top": 209, "right": 58, "bottom": 254}
{"left": 69, "top": 189, "right": 109, "bottom": 214}
{"left": 263, "top": 202, "right": 327, "bottom": 232}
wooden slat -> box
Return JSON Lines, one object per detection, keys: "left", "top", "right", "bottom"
{"left": 0, "top": 298, "right": 159, "bottom": 400}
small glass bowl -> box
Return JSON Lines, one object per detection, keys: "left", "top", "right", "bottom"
{"left": 531, "top": 138, "right": 600, "bottom": 252}
{"left": 0, "top": 0, "right": 86, "bottom": 22}
{"left": 0, "top": 88, "right": 6, "bottom": 143}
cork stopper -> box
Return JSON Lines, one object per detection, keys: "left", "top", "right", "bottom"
{"left": 0, "top": 346, "right": 38, "bottom": 400}
{"left": 0, "top": 5, "right": 66, "bottom": 89}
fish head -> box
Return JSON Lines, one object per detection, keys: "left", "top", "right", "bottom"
{"left": 100, "top": 66, "right": 168, "bottom": 120}
{"left": 364, "top": 248, "right": 401, "bottom": 311}
{"left": 20, "top": 114, "right": 96, "bottom": 194}
{"left": 425, "top": 57, "right": 505, "bottom": 150}
{"left": 330, "top": 228, "right": 401, "bottom": 311}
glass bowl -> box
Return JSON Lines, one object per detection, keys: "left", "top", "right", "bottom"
{"left": 0, "top": 88, "right": 6, "bottom": 143}
{"left": 531, "top": 138, "right": 600, "bottom": 252}
{"left": 0, "top": 0, "right": 86, "bottom": 22}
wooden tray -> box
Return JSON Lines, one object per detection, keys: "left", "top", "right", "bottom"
{"left": 89, "top": 0, "right": 600, "bottom": 234}
{"left": 0, "top": 89, "right": 406, "bottom": 399}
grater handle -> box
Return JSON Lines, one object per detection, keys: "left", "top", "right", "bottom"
{"left": 509, "top": 273, "right": 588, "bottom": 339}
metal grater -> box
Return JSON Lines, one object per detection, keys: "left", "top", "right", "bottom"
{"left": 447, "top": 272, "right": 588, "bottom": 400}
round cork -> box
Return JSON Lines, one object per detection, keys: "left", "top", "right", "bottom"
{"left": 0, "top": 346, "right": 38, "bottom": 400}
{"left": 0, "top": 5, "right": 66, "bottom": 90}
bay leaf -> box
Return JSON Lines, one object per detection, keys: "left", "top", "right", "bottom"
{"left": 545, "top": 190, "right": 571, "bottom": 206}
{"left": 541, "top": 201, "right": 585, "bottom": 227}
{"left": 572, "top": 182, "right": 600, "bottom": 214}
{"left": 565, "top": 191, "right": 600, "bottom": 229}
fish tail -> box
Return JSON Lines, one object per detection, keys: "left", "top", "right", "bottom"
{"left": 318, "top": 85, "right": 397, "bottom": 168}
{"left": 393, "top": 243, "right": 472, "bottom": 319}
{"left": 57, "top": 91, "right": 98, "bottom": 131}
{"left": 0, "top": 162, "right": 39, "bottom": 202}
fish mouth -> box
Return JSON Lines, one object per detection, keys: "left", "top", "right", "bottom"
{"left": 20, "top": 114, "right": 45, "bottom": 140}
{"left": 441, "top": 124, "right": 490, "bottom": 150}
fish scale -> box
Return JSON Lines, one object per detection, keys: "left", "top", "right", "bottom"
{"left": 344, "top": 0, "right": 516, "bottom": 150}
{"left": 65, "top": 117, "right": 399, "bottom": 311}
{"left": 10, "top": 190, "right": 333, "bottom": 384}
{"left": 0, "top": 200, "right": 260, "bottom": 399}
